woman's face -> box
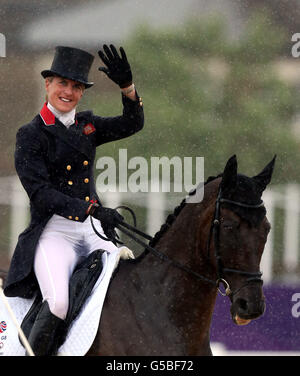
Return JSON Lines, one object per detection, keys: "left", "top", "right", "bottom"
{"left": 45, "top": 76, "right": 84, "bottom": 112}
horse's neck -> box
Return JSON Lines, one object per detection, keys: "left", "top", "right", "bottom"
{"left": 152, "top": 191, "right": 217, "bottom": 281}
{"left": 127, "top": 201, "right": 217, "bottom": 354}
{"left": 102, "top": 186, "right": 219, "bottom": 355}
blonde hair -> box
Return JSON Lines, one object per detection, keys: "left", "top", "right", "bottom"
{"left": 45, "top": 76, "right": 55, "bottom": 102}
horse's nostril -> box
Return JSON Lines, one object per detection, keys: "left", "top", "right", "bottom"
{"left": 237, "top": 298, "right": 248, "bottom": 312}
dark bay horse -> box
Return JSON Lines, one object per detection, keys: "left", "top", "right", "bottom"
{"left": 0, "top": 155, "right": 275, "bottom": 356}
{"left": 87, "top": 155, "right": 275, "bottom": 356}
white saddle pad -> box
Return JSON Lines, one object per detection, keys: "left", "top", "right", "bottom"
{"left": 0, "top": 249, "right": 121, "bottom": 356}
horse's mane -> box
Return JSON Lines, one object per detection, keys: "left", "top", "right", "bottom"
{"left": 148, "top": 174, "right": 222, "bottom": 249}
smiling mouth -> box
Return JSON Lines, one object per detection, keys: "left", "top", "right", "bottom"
{"left": 60, "top": 97, "right": 72, "bottom": 103}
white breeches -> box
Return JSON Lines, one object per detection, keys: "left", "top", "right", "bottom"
{"left": 34, "top": 214, "right": 118, "bottom": 320}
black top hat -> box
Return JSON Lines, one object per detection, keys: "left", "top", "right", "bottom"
{"left": 41, "top": 46, "right": 94, "bottom": 88}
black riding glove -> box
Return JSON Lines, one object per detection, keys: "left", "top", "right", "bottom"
{"left": 98, "top": 44, "right": 133, "bottom": 88}
{"left": 89, "top": 204, "right": 124, "bottom": 229}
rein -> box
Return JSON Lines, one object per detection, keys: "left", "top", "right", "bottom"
{"left": 117, "top": 219, "right": 218, "bottom": 287}
{"left": 91, "top": 189, "right": 265, "bottom": 297}
{"left": 91, "top": 213, "right": 216, "bottom": 286}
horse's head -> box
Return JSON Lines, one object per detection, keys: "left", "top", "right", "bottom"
{"left": 211, "top": 155, "right": 275, "bottom": 326}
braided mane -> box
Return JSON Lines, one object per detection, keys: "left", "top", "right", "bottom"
{"left": 148, "top": 174, "right": 221, "bottom": 248}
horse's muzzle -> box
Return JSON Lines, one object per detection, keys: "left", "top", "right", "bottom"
{"left": 230, "top": 296, "right": 266, "bottom": 325}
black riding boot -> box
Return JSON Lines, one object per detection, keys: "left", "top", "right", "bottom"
{"left": 27, "top": 301, "right": 65, "bottom": 356}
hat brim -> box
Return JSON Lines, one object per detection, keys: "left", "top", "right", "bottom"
{"left": 41, "top": 70, "right": 94, "bottom": 89}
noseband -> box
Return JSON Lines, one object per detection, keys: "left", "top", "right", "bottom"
{"left": 210, "top": 188, "right": 264, "bottom": 297}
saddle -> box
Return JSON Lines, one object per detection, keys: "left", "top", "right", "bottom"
{"left": 20, "top": 249, "right": 105, "bottom": 351}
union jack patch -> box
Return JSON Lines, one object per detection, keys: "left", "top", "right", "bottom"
{"left": 0, "top": 321, "right": 7, "bottom": 333}
{"left": 83, "top": 123, "right": 96, "bottom": 135}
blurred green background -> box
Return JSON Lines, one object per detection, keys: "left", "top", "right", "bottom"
{"left": 81, "top": 11, "right": 300, "bottom": 185}
{"left": 1, "top": 1, "right": 300, "bottom": 282}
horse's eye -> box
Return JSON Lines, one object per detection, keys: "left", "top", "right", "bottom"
{"left": 222, "top": 220, "right": 239, "bottom": 230}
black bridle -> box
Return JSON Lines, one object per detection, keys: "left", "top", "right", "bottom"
{"left": 91, "top": 188, "right": 265, "bottom": 297}
{"left": 208, "top": 188, "right": 264, "bottom": 296}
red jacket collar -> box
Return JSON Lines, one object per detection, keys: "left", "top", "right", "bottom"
{"left": 39, "top": 102, "right": 55, "bottom": 126}
{"left": 39, "top": 102, "right": 78, "bottom": 126}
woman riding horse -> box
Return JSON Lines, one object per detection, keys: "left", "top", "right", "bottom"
{"left": 3, "top": 44, "right": 144, "bottom": 355}
{"left": 89, "top": 155, "right": 275, "bottom": 355}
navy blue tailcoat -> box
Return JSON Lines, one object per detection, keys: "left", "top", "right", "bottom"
{"left": 4, "top": 94, "right": 144, "bottom": 298}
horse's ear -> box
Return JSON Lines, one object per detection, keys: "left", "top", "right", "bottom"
{"left": 221, "top": 155, "right": 238, "bottom": 192}
{"left": 252, "top": 155, "right": 276, "bottom": 192}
